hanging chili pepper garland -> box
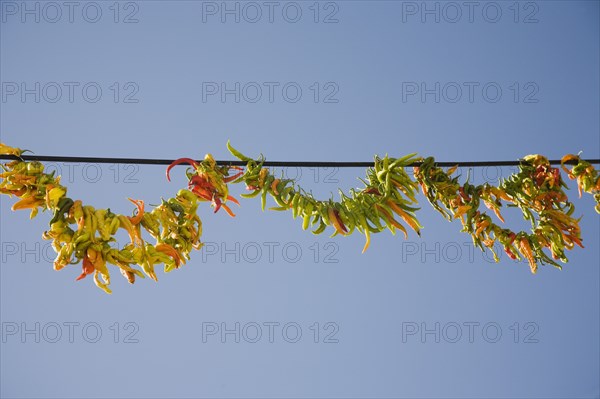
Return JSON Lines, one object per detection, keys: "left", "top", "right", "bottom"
{"left": 226, "top": 141, "right": 422, "bottom": 253}
{"left": 0, "top": 143, "right": 219, "bottom": 293}
{"left": 1, "top": 142, "right": 598, "bottom": 293}
{"left": 414, "top": 155, "right": 584, "bottom": 273}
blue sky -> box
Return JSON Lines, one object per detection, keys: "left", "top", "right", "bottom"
{"left": 1, "top": 1, "right": 599, "bottom": 398}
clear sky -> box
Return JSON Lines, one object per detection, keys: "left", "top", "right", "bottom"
{"left": 1, "top": 1, "right": 599, "bottom": 398}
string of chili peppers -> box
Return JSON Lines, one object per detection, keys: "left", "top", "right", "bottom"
{"left": 227, "top": 143, "right": 598, "bottom": 274}
{"left": 413, "top": 154, "right": 599, "bottom": 273}
{"left": 1, "top": 142, "right": 599, "bottom": 294}
{"left": 226, "top": 141, "right": 422, "bottom": 253}
{"left": 0, "top": 143, "right": 239, "bottom": 293}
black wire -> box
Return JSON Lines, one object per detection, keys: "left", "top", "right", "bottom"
{"left": 0, "top": 154, "right": 598, "bottom": 168}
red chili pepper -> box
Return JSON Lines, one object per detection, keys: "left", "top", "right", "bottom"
{"left": 568, "top": 235, "right": 584, "bottom": 248}
{"left": 504, "top": 246, "right": 517, "bottom": 260}
{"left": 166, "top": 158, "right": 199, "bottom": 182}
{"left": 224, "top": 171, "right": 244, "bottom": 183}
{"left": 75, "top": 256, "right": 95, "bottom": 281}
{"left": 333, "top": 209, "right": 348, "bottom": 234}
{"left": 459, "top": 187, "right": 471, "bottom": 201}
{"left": 552, "top": 168, "right": 561, "bottom": 184}
{"left": 363, "top": 187, "right": 380, "bottom": 195}
{"left": 503, "top": 233, "right": 518, "bottom": 259}
{"left": 212, "top": 196, "right": 222, "bottom": 213}
{"left": 534, "top": 175, "right": 545, "bottom": 186}
{"left": 191, "top": 186, "right": 213, "bottom": 201}
{"left": 188, "top": 175, "right": 214, "bottom": 190}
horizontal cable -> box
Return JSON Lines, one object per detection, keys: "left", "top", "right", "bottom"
{"left": 0, "top": 154, "right": 599, "bottom": 168}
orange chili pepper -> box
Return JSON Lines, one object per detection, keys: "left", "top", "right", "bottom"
{"left": 156, "top": 243, "right": 183, "bottom": 267}
{"left": 226, "top": 195, "right": 240, "bottom": 206}
{"left": 221, "top": 203, "right": 236, "bottom": 217}
{"left": 374, "top": 204, "right": 407, "bottom": 239}
{"left": 387, "top": 200, "right": 421, "bottom": 235}
{"left": 127, "top": 198, "right": 144, "bottom": 225}
{"left": 271, "top": 179, "right": 281, "bottom": 195}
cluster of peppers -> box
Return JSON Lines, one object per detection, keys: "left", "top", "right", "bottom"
{"left": 1, "top": 142, "right": 599, "bottom": 293}
{"left": 0, "top": 143, "right": 233, "bottom": 293}
{"left": 414, "top": 154, "right": 599, "bottom": 273}
{"left": 561, "top": 154, "right": 600, "bottom": 213}
{"left": 226, "top": 142, "right": 422, "bottom": 253}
